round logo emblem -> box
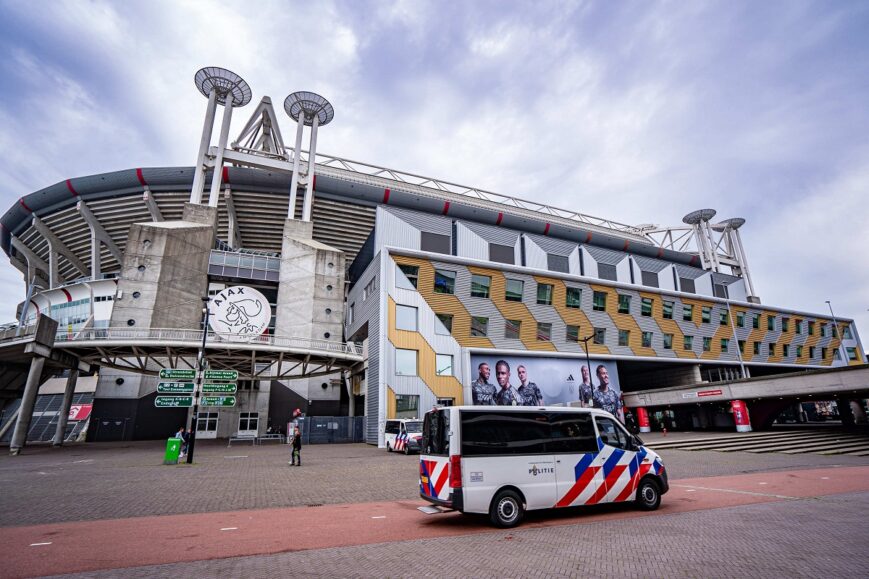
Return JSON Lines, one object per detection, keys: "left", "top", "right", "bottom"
{"left": 207, "top": 286, "right": 271, "bottom": 342}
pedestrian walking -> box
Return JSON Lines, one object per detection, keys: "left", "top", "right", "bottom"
{"left": 289, "top": 427, "right": 302, "bottom": 466}
{"left": 175, "top": 426, "right": 188, "bottom": 458}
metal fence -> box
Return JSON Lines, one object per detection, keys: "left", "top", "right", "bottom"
{"left": 299, "top": 416, "right": 366, "bottom": 444}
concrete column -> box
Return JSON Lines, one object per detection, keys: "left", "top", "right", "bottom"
{"left": 208, "top": 95, "right": 235, "bottom": 207}
{"left": 731, "top": 399, "right": 752, "bottom": 433}
{"left": 838, "top": 397, "right": 856, "bottom": 430}
{"left": 190, "top": 88, "right": 218, "bottom": 205}
{"left": 52, "top": 369, "right": 79, "bottom": 446}
{"left": 636, "top": 407, "right": 651, "bottom": 433}
{"left": 9, "top": 356, "right": 46, "bottom": 455}
{"left": 288, "top": 114, "right": 306, "bottom": 219}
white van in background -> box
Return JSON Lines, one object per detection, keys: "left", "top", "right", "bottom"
{"left": 384, "top": 418, "right": 423, "bottom": 454}
{"left": 418, "top": 406, "right": 668, "bottom": 527}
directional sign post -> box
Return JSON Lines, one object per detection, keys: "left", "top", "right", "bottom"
{"left": 203, "top": 370, "right": 239, "bottom": 381}
{"left": 201, "top": 396, "right": 237, "bottom": 407}
{"left": 202, "top": 383, "right": 238, "bottom": 394}
{"left": 159, "top": 369, "right": 196, "bottom": 380}
{"left": 155, "top": 396, "right": 194, "bottom": 408}
{"left": 157, "top": 382, "right": 195, "bottom": 394}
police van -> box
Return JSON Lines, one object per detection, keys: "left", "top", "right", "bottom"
{"left": 384, "top": 418, "right": 423, "bottom": 454}
{"left": 418, "top": 406, "right": 668, "bottom": 527}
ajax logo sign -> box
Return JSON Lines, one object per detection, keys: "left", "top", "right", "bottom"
{"left": 208, "top": 286, "right": 271, "bottom": 342}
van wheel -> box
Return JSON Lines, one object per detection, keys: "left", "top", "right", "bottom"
{"left": 386, "top": 443, "right": 392, "bottom": 452}
{"left": 489, "top": 489, "right": 524, "bottom": 528}
{"left": 636, "top": 478, "right": 661, "bottom": 511}
{"left": 403, "top": 445, "right": 411, "bottom": 456}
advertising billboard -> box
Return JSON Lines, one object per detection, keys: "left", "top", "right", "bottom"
{"left": 468, "top": 354, "right": 622, "bottom": 418}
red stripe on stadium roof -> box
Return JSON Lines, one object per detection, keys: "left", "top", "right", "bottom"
{"left": 543, "top": 223, "right": 550, "bottom": 235}
{"left": 383, "top": 188, "right": 390, "bottom": 204}
{"left": 689, "top": 255, "right": 699, "bottom": 266}
{"left": 19, "top": 198, "right": 32, "bottom": 213}
{"left": 222, "top": 166, "right": 230, "bottom": 184}
{"left": 442, "top": 201, "right": 450, "bottom": 215}
{"left": 61, "top": 288, "right": 72, "bottom": 302}
{"left": 66, "top": 179, "right": 79, "bottom": 197}
{"left": 657, "top": 247, "right": 664, "bottom": 258}
{"left": 136, "top": 168, "right": 148, "bottom": 186}
{"left": 496, "top": 212, "right": 503, "bottom": 226}
{"left": 313, "top": 174, "right": 317, "bottom": 190}
{"left": 585, "top": 232, "right": 592, "bottom": 243}
{"left": 623, "top": 240, "right": 630, "bottom": 251}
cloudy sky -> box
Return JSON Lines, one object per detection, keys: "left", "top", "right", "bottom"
{"left": 0, "top": 0, "right": 867, "bottom": 339}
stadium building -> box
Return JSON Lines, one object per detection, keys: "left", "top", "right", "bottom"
{"left": 0, "top": 68, "right": 864, "bottom": 450}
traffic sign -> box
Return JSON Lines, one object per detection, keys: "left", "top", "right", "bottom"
{"left": 157, "top": 382, "right": 195, "bottom": 394}
{"left": 159, "top": 369, "right": 196, "bottom": 380}
{"left": 203, "top": 370, "right": 238, "bottom": 381}
{"left": 155, "top": 396, "right": 194, "bottom": 408}
{"left": 201, "top": 396, "right": 236, "bottom": 407}
{"left": 202, "top": 383, "right": 238, "bottom": 393}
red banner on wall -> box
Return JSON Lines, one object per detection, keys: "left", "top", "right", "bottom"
{"left": 69, "top": 404, "right": 92, "bottom": 421}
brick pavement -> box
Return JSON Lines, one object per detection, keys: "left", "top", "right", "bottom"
{"left": 2, "top": 439, "right": 868, "bottom": 527}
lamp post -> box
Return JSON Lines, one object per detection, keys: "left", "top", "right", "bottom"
{"left": 187, "top": 297, "right": 211, "bottom": 464}
{"left": 825, "top": 300, "right": 846, "bottom": 363}
{"left": 578, "top": 327, "right": 595, "bottom": 407}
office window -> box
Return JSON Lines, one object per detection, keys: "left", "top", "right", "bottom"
{"left": 782, "top": 318, "right": 790, "bottom": 332}
{"left": 738, "top": 340, "right": 745, "bottom": 354}
{"left": 721, "top": 338, "right": 730, "bottom": 352}
{"left": 489, "top": 243, "right": 515, "bottom": 265}
{"left": 753, "top": 314, "right": 760, "bottom": 329}
{"left": 548, "top": 254, "right": 569, "bottom": 274}
{"left": 395, "top": 304, "right": 417, "bottom": 331}
{"left": 363, "top": 278, "right": 377, "bottom": 300}
{"left": 843, "top": 325, "right": 853, "bottom": 339}
{"left": 847, "top": 347, "right": 858, "bottom": 361}
{"left": 395, "top": 348, "right": 418, "bottom": 376}
{"left": 832, "top": 325, "right": 838, "bottom": 338}
{"left": 348, "top": 302, "right": 354, "bottom": 325}
{"left": 683, "top": 304, "right": 694, "bottom": 321}
{"left": 395, "top": 394, "right": 419, "bottom": 419}
{"left": 505, "top": 279, "right": 524, "bottom": 302}
{"left": 753, "top": 342, "right": 761, "bottom": 355}
{"left": 396, "top": 264, "right": 418, "bottom": 289}
{"left": 421, "top": 232, "right": 451, "bottom": 254}
{"left": 720, "top": 310, "right": 729, "bottom": 326}
{"left": 435, "top": 354, "right": 454, "bottom": 376}
{"left": 642, "top": 297, "right": 654, "bottom": 317}
{"left": 566, "top": 287, "right": 582, "bottom": 308}
{"left": 684, "top": 335, "right": 694, "bottom": 351}
{"left": 470, "top": 274, "right": 491, "bottom": 298}
{"left": 663, "top": 333, "right": 673, "bottom": 349}
{"left": 833, "top": 349, "right": 841, "bottom": 360}
{"left": 471, "top": 316, "right": 489, "bottom": 337}
{"left": 618, "top": 294, "right": 631, "bottom": 314}
{"left": 598, "top": 263, "right": 617, "bottom": 281}
{"left": 641, "top": 270, "right": 658, "bottom": 288}
{"left": 769, "top": 343, "right": 775, "bottom": 356}
{"left": 808, "top": 321, "right": 815, "bottom": 335}
{"left": 641, "top": 331, "right": 653, "bottom": 348}
{"left": 701, "top": 306, "right": 712, "bottom": 324}
{"left": 736, "top": 311, "right": 745, "bottom": 328}
{"left": 796, "top": 345, "right": 803, "bottom": 358}
{"left": 435, "top": 313, "right": 453, "bottom": 335}
{"left": 702, "top": 337, "right": 711, "bottom": 352}
{"left": 795, "top": 320, "right": 802, "bottom": 334}
{"left": 680, "top": 277, "right": 696, "bottom": 294}
{"left": 821, "top": 347, "right": 828, "bottom": 359}
{"left": 662, "top": 300, "right": 673, "bottom": 319}
{"left": 566, "top": 325, "right": 579, "bottom": 342}
{"left": 593, "top": 327, "right": 606, "bottom": 345}
{"left": 820, "top": 323, "right": 826, "bottom": 337}
{"left": 537, "top": 283, "right": 554, "bottom": 305}
{"left": 713, "top": 284, "right": 729, "bottom": 299}
{"left": 783, "top": 344, "right": 789, "bottom": 357}
{"left": 593, "top": 291, "right": 607, "bottom": 311}
{"left": 537, "top": 322, "right": 552, "bottom": 341}
{"left": 809, "top": 346, "right": 815, "bottom": 359}
{"left": 767, "top": 315, "right": 775, "bottom": 331}
{"left": 619, "top": 329, "right": 630, "bottom": 347}
{"left": 505, "top": 319, "right": 521, "bottom": 340}
{"left": 434, "top": 269, "right": 456, "bottom": 294}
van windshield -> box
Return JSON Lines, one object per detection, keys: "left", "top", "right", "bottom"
{"left": 422, "top": 410, "right": 449, "bottom": 456}
{"left": 405, "top": 421, "right": 422, "bottom": 433}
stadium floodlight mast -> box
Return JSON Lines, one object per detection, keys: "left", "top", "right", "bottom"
{"left": 284, "top": 91, "right": 334, "bottom": 221}
{"left": 682, "top": 208, "right": 719, "bottom": 272}
{"left": 190, "top": 67, "right": 252, "bottom": 207}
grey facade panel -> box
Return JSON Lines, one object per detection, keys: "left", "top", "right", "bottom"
{"left": 383, "top": 206, "right": 452, "bottom": 235}
{"left": 461, "top": 220, "right": 521, "bottom": 246}
{"left": 525, "top": 233, "right": 577, "bottom": 256}
{"left": 675, "top": 264, "right": 706, "bottom": 280}
{"left": 585, "top": 245, "right": 628, "bottom": 265}
{"left": 633, "top": 255, "right": 671, "bottom": 274}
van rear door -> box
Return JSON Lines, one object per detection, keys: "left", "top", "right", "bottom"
{"left": 550, "top": 412, "right": 607, "bottom": 508}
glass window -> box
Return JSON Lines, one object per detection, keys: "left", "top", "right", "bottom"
{"left": 769, "top": 343, "right": 775, "bottom": 356}
{"left": 809, "top": 346, "right": 815, "bottom": 358}
{"left": 470, "top": 274, "right": 491, "bottom": 298}
{"left": 593, "top": 327, "right": 606, "bottom": 345}
{"left": 566, "top": 287, "right": 581, "bottom": 308}
{"left": 683, "top": 304, "right": 694, "bottom": 321}
{"left": 396, "top": 394, "right": 419, "bottom": 419}
{"left": 832, "top": 325, "right": 838, "bottom": 338}
{"left": 720, "top": 310, "right": 729, "bottom": 325}
{"left": 537, "top": 322, "right": 552, "bottom": 341}
{"left": 663, "top": 334, "right": 673, "bottom": 349}
{"left": 844, "top": 325, "right": 853, "bottom": 339}
{"left": 593, "top": 291, "right": 607, "bottom": 311}
{"left": 395, "top": 348, "right": 418, "bottom": 376}
{"left": 348, "top": 303, "right": 354, "bottom": 325}
{"left": 684, "top": 335, "right": 694, "bottom": 350}
{"left": 808, "top": 321, "right": 815, "bottom": 335}
{"left": 619, "top": 330, "right": 630, "bottom": 347}
{"left": 833, "top": 349, "right": 841, "bottom": 360}
{"left": 363, "top": 278, "right": 377, "bottom": 300}
{"left": 753, "top": 314, "right": 760, "bottom": 329}
{"left": 753, "top": 342, "right": 761, "bottom": 355}
{"left": 548, "top": 254, "right": 569, "bottom": 273}
{"left": 460, "top": 411, "right": 549, "bottom": 456}
{"left": 505, "top": 319, "right": 521, "bottom": 340}
{"left": 537, "top": 283, "right": 553, "bottom": 305}
{"left": 822, "top": 347, "right": 828, "bottom": 359}
{"left": 566, "top": 325, "right": 579, "bottom": 342}
{"left": 782, "top": 317, "right": 790, "bottom": 332}
{"left": 680, "top": 277, "right": 696, "bottom": 294}
{"left": 782, "top": 343, "right": 789, "bottom": 357}
{"left": 471, "top": 316, "right": 488, "bottom": 337}
{"left": 598, "top": 263, "right": 618, "bottom": 281}
{"left": 548, "top": 412, "right": 597, "bottom": 453}
{"left": 738, "top": 340, "right": 745, "bottom": 354}
{"left": 641, "top": 271, "right": 658, "bottom": 288}
{"left": 847, "top": 347, "right": 858, "bottom": 361}
{"left": 596, "top": 417, "right": 630, "bottom": 450}
{"left": 642, "top": 331, "right": 653, "bottom": 348}
{"left": 661, "top": 300, "right": 672, "bottom": 319}
{"left": 505, "top": 279, "right": 524, "bottom": 302}
{"left": 395, "top": 304, "right": 417, "bottom": 331}
{"left": 618, "top": 294, "right": 631, "bottom": 314}
{"left": 721, "top": 338, "right": 730, "bottom": 352}
{"left": 435, "top": 354, "right": 454, "bottom": 376}
{"left": 238, "top": 412, "right": 259, "bottom": 432}
{"left": 767, "top": 315, "right": 775, "bottom": 331}
{"left": 434, "top": 269, "right": 456, "bottom": 294}
{"left": 736, "top": 311, "right": 745, "bottom": 328}
{"left": 701, "top": 306, "right": 712, "bottom": 323}
{"left": 435, "top": 313, "right": 452, "bottom": 335}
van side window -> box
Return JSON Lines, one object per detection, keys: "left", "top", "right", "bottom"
{"left": 461, "top": 411, "right": 549, "bottom": 456}
{"left": 548, "top": 412, "right": 597, "bottom": 453}
{"left": 385, "top": 421, "right": 399, "bottom": 435}
{"left": 423, "top": 410, "right": 449, "bottom": 456}
{"left": 595, "top": 417, "right": 630, "bottom": 450}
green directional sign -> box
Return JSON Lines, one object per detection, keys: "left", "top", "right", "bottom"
{"left": 203, "top": 369, "right": 238, "bottom": 381}
{"left": 201, "top": 395, "right": 236, "bottom": 407}
{"left": 202, "top": 383, "right": 238, "bottom": 394}
{"left": 157, "top": 382, "right": 195, "bottom": 394}
{"left": 159, "top": 369, "right": 196, "bottom": 380}
{"left": 155, "top": 396, "right": 194, "bottom": 408}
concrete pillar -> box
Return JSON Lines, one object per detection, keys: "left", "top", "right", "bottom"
{"left": 731, "top": 399, "right": 752, "bottom": 433}
{"left": 53, "top": 369, "right": 79, "bottom": 446}
{"left": 838, "top": 397, "right": 856, "bottom": 430}
{"left": 636, "top": 407, "right": 651, "bottom": 433}
{"left": 851, "top": 400, "right": 867, "bottom": 424}
{"left": 9, "top": 356, "right": 46, "bottom": 455}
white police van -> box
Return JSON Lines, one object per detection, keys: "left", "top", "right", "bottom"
{"left": 384, "top": 418, "right": 423, "bottom": 455}
{"left": 418, "top": 406, "right": 668, "bottom": 527}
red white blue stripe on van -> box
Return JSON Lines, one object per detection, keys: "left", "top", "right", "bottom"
{"left": 420, "top": 459, "right": 450, "bottom": 501}
{"left": 394, "top": 432, "right": 409, "bottom": 451}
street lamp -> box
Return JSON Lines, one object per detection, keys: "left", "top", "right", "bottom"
{"left": 187, "top": 296, "right": 211, "bottom": 464}
{"left": 578, "top": 327, "right": 594, "bottom": 407}
{"left": 825, "top": 300, "right": 846, "bottom": 364}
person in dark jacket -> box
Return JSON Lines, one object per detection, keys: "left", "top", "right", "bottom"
{"left": 289, "top": 427, "right": 302, "bottom": 466}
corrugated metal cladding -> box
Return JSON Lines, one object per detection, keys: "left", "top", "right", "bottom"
{"left": 675, "top": 263, "right": 707, "bottom": 280}
{"left": 383, "top": 206, "right": 452, "bottom": 235}
{"left": 585, "top": 245, "right": 628, "bottom": 265}
{"left": 523, "top": 236, "right": 548, "bottom": 271}
{"left": 460, "top": 220, "right": 520, "bottom": 246}
{"left": 711, "top": 271, "right": 741, "bottom": 285}
{"left": 633, "top": 255, "right": 671, "bottom": 273}
{"left": 525, "top": 233, "right": 576, "bottom": 256}
{"left": 377, "top": 208, "right": 423, "bottom": 252}
{"left": 456, "top": 222, "right": 488, "bottom": 261}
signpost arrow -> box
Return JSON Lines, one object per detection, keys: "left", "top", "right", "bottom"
{"left": 155, "top": 396, "right": 194, "bottom": 408}
{"left": 202, "top": 383, "right": 238, "bottom": 394}
{"left": 159, "top": 369, "right": 196, "bottom": 380}
{"left": 203, "top": 370, "right": 239, "bottom": 381}
{"left": 157, "top": 382, "right": 195, "bottom": 394}
{"left": 201, "top": 396, "right": 237, "bottom": 407}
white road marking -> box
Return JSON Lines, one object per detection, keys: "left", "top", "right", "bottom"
{"left": 758, "top": 482, "right": 768, "bottom": 485}
{"left": 223, "top": 456, "right": 248, "bottom": 459}
{"left": 30, "top": 542, "right": 52, "bottom": 546}
{"left": 72, "top": 459, "right": 94, "bottom": 464}
{"left": 672, "top": 483, "right": 796, "bottom": 500}
{"left": 371, "top": 516, "right": 387, "bottom": 519}
{"left": 821, "top": 477, "right": 830, "bottom": 480}
{"left": 220, "top": 527, "right": 238, "bottom": 531}
{"left": 685, "top": 489, "right": 696, "bottom": 492}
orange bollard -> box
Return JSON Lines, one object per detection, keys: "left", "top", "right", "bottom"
{"left": 662, "top": 427, "right": 667, "bottom": 437}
